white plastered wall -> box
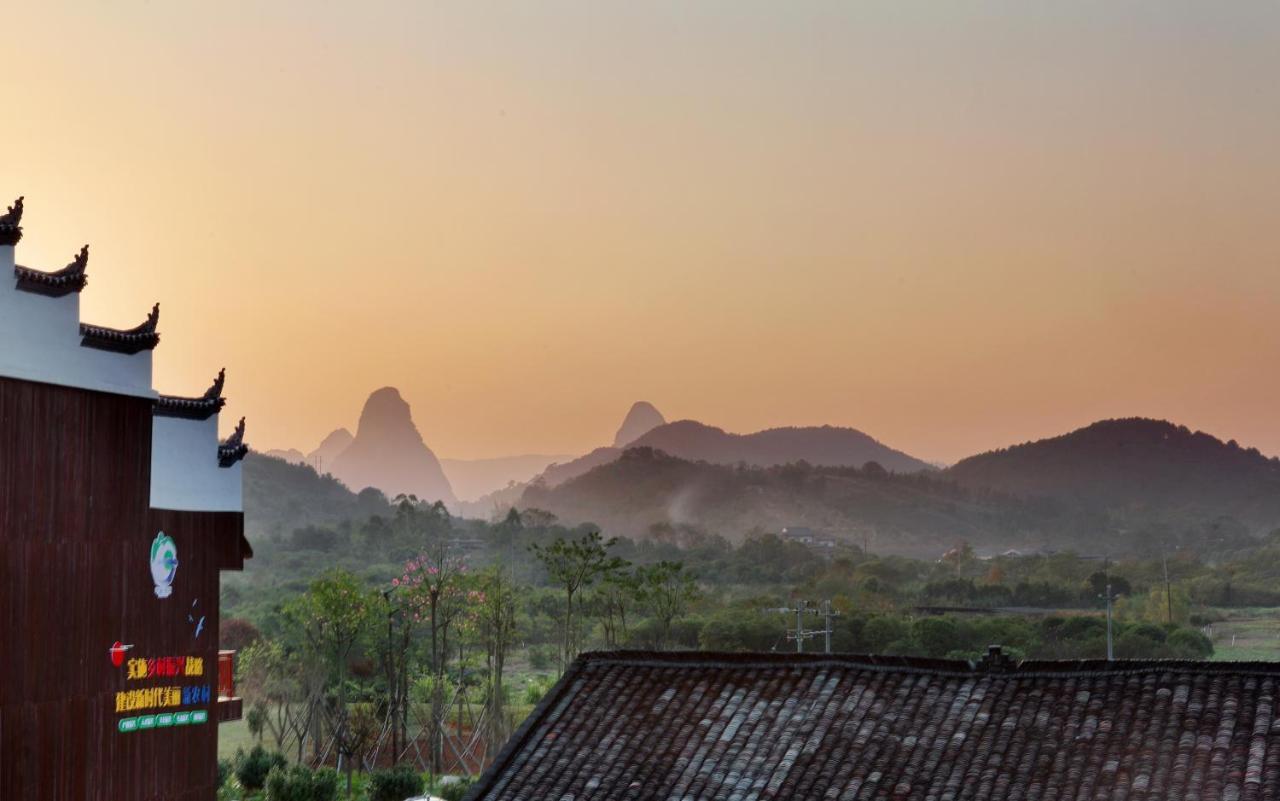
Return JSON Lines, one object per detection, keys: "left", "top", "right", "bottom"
{"left": 150, "top": 414, "right": 243, "bottom": 512}
{"left": 0, "top": 244, "right": 154, "bottom": 398}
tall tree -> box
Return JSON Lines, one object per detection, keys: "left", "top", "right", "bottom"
{"left": 284, "top": 570, "right": 374, "bottom": 795}
{"left": 472, "top": 567, "right": 520, "bottom": 748}
{"left": 636, "top": 561, "right": 700, "bottom": 649}
{"left": 531, "top": 530, "right": 628, "bottom": 669}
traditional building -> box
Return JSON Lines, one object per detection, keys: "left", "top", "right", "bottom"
{"left": 0, "top": 197, "right": 251, "bottom": 801}
{"left": 466, "top": 648, "right": 1280, "bottom": 801}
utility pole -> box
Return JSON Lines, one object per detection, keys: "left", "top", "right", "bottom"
{"left": 821, "top": 599, "right": 837, "bottom": 654}
{"left": 1104, "top": 557, "right": 1114, "bottom": 661}
{"left": 766, "top": 600, "right": 841, "bottom": 654}
{"left": 1162, "top": 545, "right": 1173, "bottom": 625}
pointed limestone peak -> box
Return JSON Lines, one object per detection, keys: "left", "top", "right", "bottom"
{"left": 329, "top": 387, "right": 456, "bottom": 504}
{"left": 614, "top": 401, "right": 667, "bottom": 447}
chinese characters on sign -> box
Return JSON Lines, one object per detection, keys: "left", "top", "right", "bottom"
{"left": 112, "top": 651, "right": 210, "bottom": 734}
{"left": 125, "top": 655, "right": 204, "bottom": 680}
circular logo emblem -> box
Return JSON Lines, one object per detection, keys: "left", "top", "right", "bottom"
{"left": 109, "top": 641, "right": 133, "bottom": 667}
{"left": 150, "top": 532, "right": 178, "bottom": 599}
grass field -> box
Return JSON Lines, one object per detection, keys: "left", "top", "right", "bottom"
{"left": 218, "top": 715, "right": 256, "bottom": 761}
{"left": 1208, "top": 608, "right": 1280, "bottom": 661}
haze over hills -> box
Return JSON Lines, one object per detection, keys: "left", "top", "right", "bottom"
{"left": 535, "top": 419, "right": 933, "bottom": 488}
{"left": 946, "top": 418, "right": 1280, "bottom": 529}
{"left": 328, "top": 387, "right": 456, "bottom": 505}
{"left": 245, "top": 412, "right": 1280, "bottom": 557}
{"left": 441, "top": 454, "right": 573, "bottom": 502}
{"left": 310, "top": 428, "right": 354, "bottom": 473}
{"left": 519, "top": 446, "right": 1105, "bottom": 556}
{"left": 261, "top": 428, "right": 352, "bottom": 471}
{"left": 242, "top": 452, "right": 390, "bottom": 537}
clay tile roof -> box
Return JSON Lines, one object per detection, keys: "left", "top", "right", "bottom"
{"left": 79, "top": 303, "right": 160, "bottom": 354}
{"left": 467, "top": 649, "right": 1280, "bottom": 801}
{"left": 0, "top": 196, "right": 22, "bottom": 246}
{"left": 14, "top": 244, "right": 90, "bottom": 297}
{"left": 218, "top": 417, "right": 248, "bottom": 467}
{"left": 155, "top": 368, "right": 227, "bottom": 420}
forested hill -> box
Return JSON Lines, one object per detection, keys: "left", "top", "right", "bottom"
{"left": 946, "top": 418, "right": 1280, "bottom": 529}
{"left": 242, "top": 452, "right": 390, "bottom": 537}
{"left": 538, "top": 420, "right": 931, "bottom": 488}
{"left": 520, "top": 446, "right": 1106, "bottom": 557}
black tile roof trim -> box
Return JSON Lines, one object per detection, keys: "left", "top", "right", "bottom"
{"left": 79, "top": 303, "right": 160, "bottom": 355}
{"left": 218, "top": 417, "right": 248, "bottom": 467}
{"left": 463, "top": 649, "right": 1280, "bottom": 801}
{"left": 0, "top": 196, "right": 22, "bottom": 246}
{"left": 14, "top": 245, "right": 90, "bottom": 297}
{"left": 155, "top": 368, "right": 227, "bottom": 421}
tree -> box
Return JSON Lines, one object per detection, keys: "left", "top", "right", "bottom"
{"left": 593, "top": 570, "right": 640, "bottom": 648}
{"left": 396, "top": 542, "right": 468, "bottom": 773}
{"left": 471, "top": 568, "right": 520, "bottom": 748}
{"left": 220, "top": 617, "right": 262, "bottom": 652}
{"left": 530, "top": 530, "right": 628, "bottom": 669}
{"left": 635, "top": 561, "right": 700, "bottom": 650}
{"left": 284, "top": 571, "right": 374, "bottom": 796}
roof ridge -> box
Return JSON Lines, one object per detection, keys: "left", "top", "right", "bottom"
{"left": 573, "top": 648, "right": 1280, "bottom": 677}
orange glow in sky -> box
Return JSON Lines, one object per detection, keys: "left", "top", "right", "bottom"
{"left": 4, "top": 2, "right": 1278, "bottom": 463}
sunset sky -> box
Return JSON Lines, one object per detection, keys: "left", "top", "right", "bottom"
{"left": 4, "top": 2, "right": 1278, "bottom": 464}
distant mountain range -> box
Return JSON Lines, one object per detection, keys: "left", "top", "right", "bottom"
{"left": 263, "top": 394, "right": 937, "bottom": 510}
{"left": 533, "top": 418, "right": 933, "bottom": 489}
{"left": 520, "top": 446, "right": 1105, "bottom": 556}
{"left": 511, "top": 417, "right": 1280, "bottom": 555}
{"left": 246, "top": 392, "right": 1280, "bottom": 556}
{"left": 945, "top": 418, "right": 1280, "bottom": 529}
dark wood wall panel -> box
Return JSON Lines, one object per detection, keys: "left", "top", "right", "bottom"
{"left": 1, "top": 376, "right": 246, "bottom": 801}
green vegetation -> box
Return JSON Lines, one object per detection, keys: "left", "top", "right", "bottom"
{"left": 367, "top": 767, "right": 422, "bottom": 801}
{"left": 222, "top": 487, "right": 1280, "bottom": 796}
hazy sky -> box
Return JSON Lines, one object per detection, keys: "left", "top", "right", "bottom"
{"left": 5, "top": 2, "right": 1278, "bottom": 463}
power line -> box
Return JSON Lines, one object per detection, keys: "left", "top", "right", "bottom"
{"left": 764, "top": 600, "right": 841, "bottom": 654}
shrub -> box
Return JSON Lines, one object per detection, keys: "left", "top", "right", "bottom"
{"left": 217, "top": 759, "right": 232, "bottom": 788}
{"left": 236, "top": 745, "right": 287, "bottom": 791}
{"left": 220, "top": 617, "right": 262, "bottom": 651}
{"left": 438, "top": 776, "right": 476, "bottom": 801}
{"left": 527, "top": 644, "right": 555, "bottom": 670}
{"left": 523, "top": 674, "right": 557, "bottom": 706}
{"left": 698, "top": 610, "right": 781, "bottom": 651}
{"left": 265, "top": 764, "right": 339, "bottom": 801}
{"left": 369, "top": 766, "right": 424, "bottom": 801}
{"left": 1167, "top": 628, "right": 1214, "bottom": 659}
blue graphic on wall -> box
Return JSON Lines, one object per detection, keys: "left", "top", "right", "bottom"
{"left": 187, "top": 599, "right": 205, "bottom": 639}
{"left": 150, "top": 532, "right": 178, "bottom": 599}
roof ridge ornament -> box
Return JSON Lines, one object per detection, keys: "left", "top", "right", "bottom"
{"left": 1, "top": 196, "right": 25, "bottom": 245}
{"left": 154, "top": 367, "right": 227, "bottom": 420}
{"left": 80, "top": 302, "right": 162, "bottom": 354}
{"left": 14, "top": 244, "right": 90, "bottom": 296}
{"left": 218, "top": 417, "right": 249, "bottom": 468}
{"left": 204, "top": 368, "right": 226, "bottom": 401}
{"left": 977, "top": 644, "right": 1015, "bottom": 673}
